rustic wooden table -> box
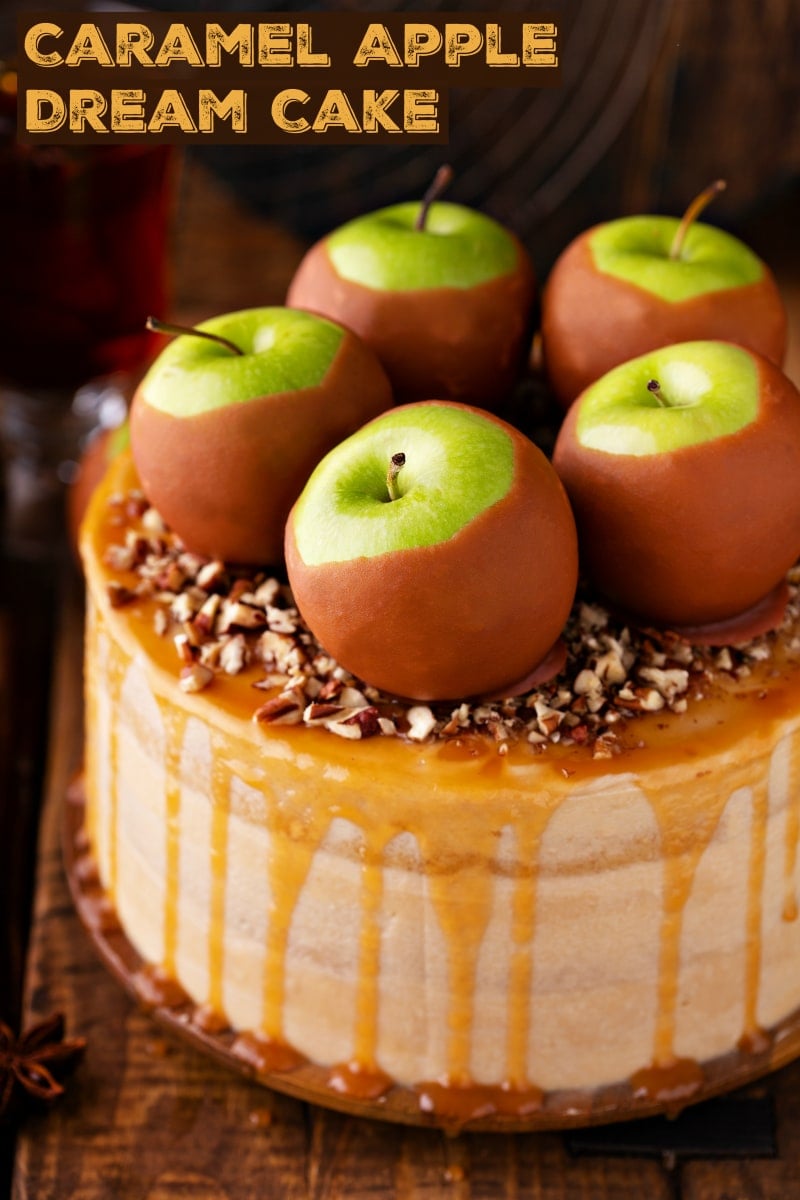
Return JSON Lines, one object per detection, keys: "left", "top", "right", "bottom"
{"left": 3, "top": 162, "right": 800, "bottom": 1200}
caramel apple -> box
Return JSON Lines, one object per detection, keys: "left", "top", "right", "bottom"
{"left": 552, "top": 341, "right": 800, "bottom": 629}
{"left": 129, "top": 308, "right": 393, "bottom": 565}
{"left": 541, "top": 182, "right": 787, "bottom": 408}
{"left": 285, "top": 401, "right": 578, "bottom": 701}
{"left": 286, "top": 168, "right": 535, "bottom": 408}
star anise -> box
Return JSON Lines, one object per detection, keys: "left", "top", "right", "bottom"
{"left": 0, "top": 1012, "right": 86, "bottom": 1118}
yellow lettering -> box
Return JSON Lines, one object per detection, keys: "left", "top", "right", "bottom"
{"left": 297, "top": 23, "right": 329, "bottom": 66}
{"left": 405, "top": 24, "right": 442, "bottom": 66}
{"left": 523, "top": 23, "right": 558, "bottom": 67}
{"left": 362, "top": 89, "right": 400, "bottom": 132}
{"left": 353, "top": 23, "right": 402, "bottom": 67}
{"left": 272, "top": 88, "right": 309, "bottom": 132}
{"left": 25, "top": 88, "right": 65, "bottom": 130}
{"left": 111, "top": 89, "right": 145, "bottom": 132}
{"left": 69, "top": 89, "right": 108, "bottom": 132}
{"left": 64, "top": 23, "right": 114, "bottom": 68}
{"left": 199, "top": 88, "right": 247, "bottom": 132}
{"left": 115, "top": 23, "right": 154, "bottom": 67}
{"left": 273, "top": 87, "right": 440, "bottom": 136}
{"left": 206, "top": 23, "right": 253, "bottom": 67}
{"left": 154, "top": 24, "right": 203, "bottom": 68}
{"left": 312, "top": 89, "right": 359, "bottom": 133}
{"left": 24, "top": 22, "right": 63, "bottom": 67}
{"left": 259, "top": 24, "right": 293, "bottom": 66}
{"left": 486, "top": 23, "right": 519, "bottom": 66}
{"left": 444, "top": 24, "right": 483, "bottom": 66}
{"left": 405, "top": 89, "right": 439, "bottom": 133}
{"left": 148, "top": 89, "right": 196, "bottom": 132}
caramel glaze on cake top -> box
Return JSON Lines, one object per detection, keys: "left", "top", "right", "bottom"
{"left": 80, "top": 450, "right": 800, "bottom": 1124}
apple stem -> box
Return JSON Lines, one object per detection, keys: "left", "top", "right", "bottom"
{"left": 386, "top": 452, "right": 406, "bottom": 502}
{"left": 669, "top": 179, "right": 727, "bottom": 261}
{"left": 415, "top": 164, "right": 454, "bottom": 232}
{"left": 647, "top": 379, "right": 668, "bottom": 407}
{"left": 146, "top": 315, "right": 245, "bottom": 357}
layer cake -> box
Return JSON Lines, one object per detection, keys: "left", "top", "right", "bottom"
{"left": 76, "top": 448, "right": 800, "bottom": 1126}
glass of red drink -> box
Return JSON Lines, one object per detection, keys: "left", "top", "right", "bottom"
{"left": 0, "top": 66, "right": 175, "bottom": 555}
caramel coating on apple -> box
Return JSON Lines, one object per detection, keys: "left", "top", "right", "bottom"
{"left": 542, "top": 231, "right": 787, "bottom": 407}
{"left": 130, "top": 330, "right": 393, "bottom": 565}
{"left": 285, "top": 411, "right": 578, "bottom": 701}
{"left": 286, "top": 241, "right": 535, "bottom": 408}
{"left": 553, "top": 352, "right": 800, "bottom": 627}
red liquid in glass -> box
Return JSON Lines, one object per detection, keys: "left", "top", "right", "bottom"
{"left": 0, "top": 81, "right": 173, "bottom": 390}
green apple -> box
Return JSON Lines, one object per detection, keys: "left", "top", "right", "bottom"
{"left": 140, "top": 308, "right": 346, "bottom": 416}
{"left": 589, "top": 216, "right": 762, "bottom": 303}
{"left": 325, "top": 201, "right": 520, "bottom": 291}
{"left": 574, "top": 341, "right": 757, "bottom": 455}
{"left": 286, "top": 178, "right": 535, "bottom": 408}
{"left": 542, "top": 183, "right": 786, "bottom": 407}
{"left": 553, "top": 340, "right": 800, "bottom": 628}
{"left": 130, "top": 307, "right": 393, "bottom": 565}
{"left": 285, "top": 401, "right": 578, "bottom": 701}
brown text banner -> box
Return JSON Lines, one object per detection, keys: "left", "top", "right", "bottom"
{"left": 16, "top": 12, "right": 559, "bottom": 144}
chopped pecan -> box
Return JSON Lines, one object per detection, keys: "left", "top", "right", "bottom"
{"left": 341, "top": 706, "right": 381, "bottom": 737}
{"left": 104, "top": 543, "right": 136, "bottom": 572}
{"left": 304, "top": 702, "right": 345, "bottom": 724}
{"left": 196, "top": 560, "right": 227, "bottom": 592}
{"left": 407, "top": 706, "right": 437, "bottom": 742}
{"left": 220, "top": 634, "right": 248, "bottom": 675}
{"left": 107, "top": 582, "right": 136, "bottom": 608}
{"left": 254, "top": 695, "right": 303, "bottom": 725}
{"left": 141, "top": 506, "right": 166, "bottom": 532}
{"left": 178, "top": 663, "right": 214, "bottom": 692}
{"left": 173, "top": 633, "right": 195, "bottom": 664}
{"left": 193, "top": 593, "right": 221, "bottom": 635}
{"left": 219, "top": 599, "right": 267, "bottom": 634}
{"left": 265, "top": 605, "right": 298, "bottom": 635}
{"left": 252, "top": 578, "right": 281, "bottom": 607}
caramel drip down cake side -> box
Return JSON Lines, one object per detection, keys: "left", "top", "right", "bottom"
{"left": 82, "top": 568, "right": 800, "bottom": 1098}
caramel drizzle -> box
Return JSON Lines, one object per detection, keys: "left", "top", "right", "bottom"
{"left": 352, "top": 834, "right": 391, "bottom": 1069}
{"left": 652, "top": 849, "right": 708, "bottom": 1067}
{"left": 207, "top": 751, "right": 231, "bottom": 1018}
{"left": 105, "top": 646, "right": 126, "bottom": 903}
{"left": 643, "top": 782, "right": 733, "bottom": 1070}
{"left": 506, "top": 812, "right": 554, "bottom": 1089}
{"left": 424, "top": 853, "right": 494, "bottom": 1084}
{"left": 506, "top": 872, "right": 536, "bottom": 1089}
{"left": 156, "top": 701, "right": 187, "bottom": 977}
{"left": 327, "top": 1060, "right": 393, "bottom": 1101}
{"left": 782, "top": 730, "right": 800, "bottom": 922}
{"left": 261, "top": 810, "right": 327, "bottom": 1041}
{"left": 133, "top": 963, "right": 191, "bottom": 1010}
{"left": 742, "top": 780, "right": 770, "bottom": 1041}
{"left": 83, "top": 605, "right": 100, "bottom": 855}
{"left": 417, "top": 1079, "right": 543, "bottom": 1127}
